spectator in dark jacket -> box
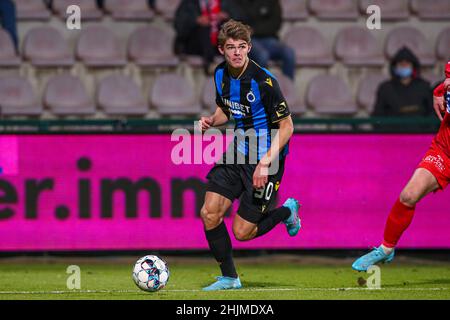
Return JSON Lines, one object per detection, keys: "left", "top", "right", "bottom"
{"left": 174, "top": 0, "right": 241, "bottom": 75}
{"left": 0, "top": 0, "right": 18, "bottom": 52}
{"left": 233, "top": 0, "right": 296, "bottom": 79}
{"left": 372, "top": 47, "right": 434, "bottom": 131}
{"left": 373, "top": 47, "right": 433, "bottom": 117}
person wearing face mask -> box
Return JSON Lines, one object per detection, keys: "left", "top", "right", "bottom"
{"left": 372, "top": 46, "right": 433, "bottom": 122}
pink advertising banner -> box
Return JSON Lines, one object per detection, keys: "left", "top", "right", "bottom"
{"left": 0, "top": 134, "right": 449, "bottom": 251}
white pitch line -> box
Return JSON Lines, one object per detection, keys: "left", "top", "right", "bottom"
{"left": 0, "top": 287, "right": 449, "bottom": 295}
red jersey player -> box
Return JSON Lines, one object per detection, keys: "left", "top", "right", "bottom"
{"left": 352, "top": 60, "right": 450, "bottom": 271}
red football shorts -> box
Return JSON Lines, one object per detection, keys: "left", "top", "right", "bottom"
{"left": 418, "top": 141, "right": 450, "bottom": 190}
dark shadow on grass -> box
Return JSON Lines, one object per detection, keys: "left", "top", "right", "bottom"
{"left": 200, "top": 280, "right": 293, "bottom": 289}
{"left": 241, "top": 281, "right": 296, "bottom": 289}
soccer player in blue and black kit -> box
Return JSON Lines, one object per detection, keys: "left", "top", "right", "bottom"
{"left": 198, "top": 20, "right": 301, "bottom": 291}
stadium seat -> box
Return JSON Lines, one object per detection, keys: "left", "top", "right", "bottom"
{"left": 0, "top": 29, "right": 21, "bottom": 67}
{"left": 385, "top": 27, "right": 436, "bottom": 67}
{"left": 43, "top": 74, "right": 96, "bottom": 115}
{"left": 334, "top": 26, "right": 384, "bottom": 67}
{"left": 201, "top": 77, "right": 216, "bottom": 113}
{"left": 97, "top": 74, "right": 147, "bottom": 115}
{"left": 52, "top": 0, "right": 103, "bottom": 20}
{"left": 103, "top": 0, "right": 154, "bottom": 20}
{"left": 282, "top": 26, "right": 334, "bottom": 67}
{"left": 183, "top": 55, "right": 223, "bottom": 69}
{"left": 356, "top": 73, "right": 388, "bottom": 113}
{"left": 155, "top": 0, "right": 181, "bottom": 20}
{"left": 280, "top": 0, "right": 308, "bottom": 22}
{"left": 306, "top": 74, "right": 357, "bottom": 115}
{"left": 76, "top": 25, "right": 126, "bottom": 67}
{"left": 274, "top": 72, "right": 306, "bottom": 115}
{"left": 0, "top": 75, "right": 42, "bottom": 116}
{"left": 23, "top": 26, "right": 74, "bottom": 67}
{"left": 359, "top": 0, "right": 409, "bottom": 21}
{"left": 308, "top": 0, "right": 359, "bottom": 20}
{"left": 422, "top": 72, "right": 444, "bottom": 88}
{"left": 183, "top": 55, "right": 205, "bottom": 68}
{"left": 14, "top": 0, "right": 51, "bottom": 21}
{"left": 128, "top": 26, "right": 179, "bottom": 67}
{"left": 410, "top": 0, "right": 450, "bottom": 20}
{"left": 150, "top": 73, "right": 202, "bottom": 116}
{"left": 436, "top": 27, "right": 450, "bottom": 61}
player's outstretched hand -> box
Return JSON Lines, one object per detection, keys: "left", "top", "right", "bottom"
{"left": 253, "top": 162, "right": 269, "bottom": 189}
{"left": 199, "top": 116, "right": 213, "bottom": 132}
{"left": 433, "top": 95, "right": 445, "bottom": 121}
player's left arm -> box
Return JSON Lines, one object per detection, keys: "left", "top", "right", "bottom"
{"left": 253, "top": 115, "right": 294, "bottom": 189}
{"left": 253, "top": 78, "right": 294, "bottom": 189}
{"left": 253, "top": 116, "right": 294, "bottom": 189}
{"left": 260, "top": 115, "right": 294, "bottom": 165}
{"left": 433, "top": 79, "right": 450, "bottom": 121}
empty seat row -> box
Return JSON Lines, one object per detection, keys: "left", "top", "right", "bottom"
{"left": 280, "top": 25, "right": 450, "bottom": 67}
{"left": 0, "top": 73, "right": 201, "bottom": 116}
{"left": 0, "top": 25, "right": 178, "bottom": 68}
{"left": 13, "top": 0, "right": 450, "bottom": 22}
{"left": 304, "top": 72, "right": 443, "bottom": 115}
{"left": 281, "top": 0, "right": 450, "bottom": 21}
{"left": 1, "top": 24, "right": 449, "bottom": 68}
{"left": 295, "top": 71, "right": 438, "bottom": 116}
{"left": 14, "top": 0, "right": 180, "bottom": 21}
{"left": 1, "top": 72, "right": 442, "bottom": 117}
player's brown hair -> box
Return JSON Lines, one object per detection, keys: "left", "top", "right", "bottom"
{"left": 218, "top": 19, "right": 253, "bottom": 48}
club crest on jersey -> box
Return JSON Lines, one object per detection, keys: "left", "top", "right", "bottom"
{"left": 247, "top": 91, "right": 256, "bottom": 103}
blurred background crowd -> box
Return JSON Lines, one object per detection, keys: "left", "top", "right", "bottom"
{"left": 0, "top": 0, "right": 449, "bottom": 123}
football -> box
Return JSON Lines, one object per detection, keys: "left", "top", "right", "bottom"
{"left": 132, "top": 255, "right": 170, "bottom": 292}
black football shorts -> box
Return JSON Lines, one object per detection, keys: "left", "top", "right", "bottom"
{"left": 206, "top": 159, "right": 286, "bottom": 224}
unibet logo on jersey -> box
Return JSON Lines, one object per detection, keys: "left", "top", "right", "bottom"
{"left": 222, "top": 98, "right": 251, "bottom": 117}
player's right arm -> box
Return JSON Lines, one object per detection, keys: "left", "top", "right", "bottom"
{"left": 199, "top": 106, "right": 229, "bottom": 132}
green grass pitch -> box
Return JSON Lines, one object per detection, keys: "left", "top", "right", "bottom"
{"left": 0, "top": 257, "right": 449, "bottom": 300}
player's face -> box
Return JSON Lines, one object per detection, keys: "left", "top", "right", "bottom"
{"left": 219, "top": 38, "right": 251, "bottom": 69}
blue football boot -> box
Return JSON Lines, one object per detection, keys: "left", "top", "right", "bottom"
{"left": 202, "top": 276, "right": 242, "bottom": 291}
{"left": 282, "top": 198, "right": 301, "bottom": 236}
{"left": 352, "top": 246, "right": 395, "bottom": 272}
